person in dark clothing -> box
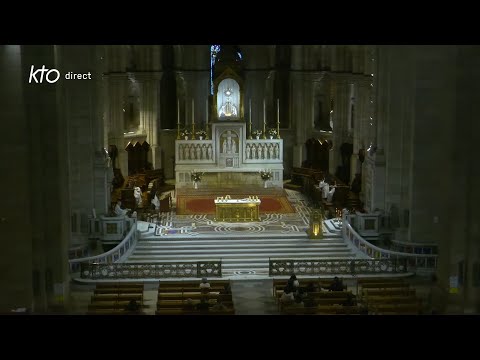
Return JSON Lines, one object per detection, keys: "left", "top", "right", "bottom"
{"left": 125, "top": 299, "right": 140, "bottom": 313}
{"left": 328, "top": 277, "right": 345, "bottom": 292}
{"left": 195, "top": 298, "right": 210, "bottom": 312}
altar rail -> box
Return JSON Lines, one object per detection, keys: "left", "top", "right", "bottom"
{"left": 68, "top": 221, "right": 138, "bottom": 273}
{"left": 269, "top": 258, "right": 408, "bottom": 276}
{"left": 79, "top": 261, "right": 222, "bottom": 279}
{"left": 343, "top": 215, "right": 437, "bottom": 273}
{"left": 390, "top": 239, "right": 438, "bottom": 255}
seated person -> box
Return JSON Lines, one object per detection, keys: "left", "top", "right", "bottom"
{"left": 151, "top": 194, "right": 160, "bottom": 210}
{"left": 125, "top": 299, "right": 140, "bottom": 313}
{"left": 199, "top": 277, "right": 211, "bottom": 290}
{"left": 184, "top": 298, "right": 196, "bottom": 311}
{"left": 328, "top": 276, "right": 345, "bottom": 292}
{"left": 280, "top": 287, "right": 295, "bottom": 305}
{"left": 290, "top": 295, "right": 305, "bottom": 309}
{"left": 343, "top": 293, "right": 357, "bottom": 306}
{"left": 319, "top": 179, "right": 329, "bottom": 199}
{"left": 305, "top": 282, "right": 318, "bottom": 293}
{"left": 326, "top": 186, "right": 336, "bottom": 203}
{"left": 133, "top": 186, "right": 143, "bottom": 207}
{"left": 195, "top": 298, "right": 210, "bottom": 312}
{"left": 114, "top": 200, "right": 130, "bottom": 217}
{"left": 287, "top": 274, "right": 300, "bottom": 289}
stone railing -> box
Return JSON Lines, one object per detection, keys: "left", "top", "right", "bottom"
{"left": 343, "top": 215, "right": 437, "bottom": 273}
{"left": 243, "top": 139, "right": 283, "bottom": 163}
{"left": 390, "top": 239, "right": 438, "bottom": 255}
{"left": 79, "top": 261, "right": 222, "bottom": 279}
{"left": 176, "top": 140, "right": 215, "bottom": 164}
{"left": 269, "top": 258, "right": 408, "bottom": 276}
{"left": 68, "top": 221, "right": 138, "bottom": 273}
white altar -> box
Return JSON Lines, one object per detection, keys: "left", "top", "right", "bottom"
{"left": 175, "top": 121, "right": 284, "bottom": 188}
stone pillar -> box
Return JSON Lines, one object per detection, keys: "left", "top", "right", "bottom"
{"left": 106, "top": 73, "right": 128, "bottom": 177}
{"left": 329, "top": 77, "right": 348, "bottom": 175}
{"left": 137, "top": 72, "right": 163, "bottom": 169}
{"left": 2, "top": 45, "right": 72, "bottom": 312}
{"left": 290, "top": 72, "right": 308, "bottom": 167}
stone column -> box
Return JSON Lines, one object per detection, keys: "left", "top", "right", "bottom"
{"left": 137, "top": 72, "right": 163, "bottom": 169}
{"left": 106, "top": 73, "right": 128, "bottom": 177}
{"left": 329, "top": 77, "right": 349, "bottom": 175}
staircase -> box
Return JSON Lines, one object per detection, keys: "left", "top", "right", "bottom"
{"left": 125, "top": 231, "right": 361, "bottom": 277}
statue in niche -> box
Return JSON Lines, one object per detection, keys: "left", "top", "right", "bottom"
{"left": 189, "top": 145, "right": 195, "bottom": 160}
{"left": 196, "top": 145, "right": 201, "bottom": 160}
{"left": 274, "top": 144, "right": 279, "bottom": 159}
{"left": 202, "top": 145, "right": 207, "bottom": 159}
{"left": 179, "top": 145, "right": 184, "bottom": 160}
{"left": 222, "top": 140, "right": 227, "bottom": 154}
{"left": 268, "top": 144, "right": 274, "bottom": 159}
{"left": 262, "top": 145, "right": 268, "bottom": 159}
{"left": 183, "top": 145, "right": 189, "bottom": 160}
{"left": 246, "top": 145, "right": 251, "bottom": 159}
{"left": 207, "top": 145, "right": 212, "bottom": 160}
{"left": 231, "top": 138, "right": 237, "bottom": 153}
{"left": 252, "top": 145, "right": 258, "bottom": 159}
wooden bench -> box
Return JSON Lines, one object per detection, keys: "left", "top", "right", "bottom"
{"left": 95, "top": 283, "right": 144, "bottom": 289}
{"left": 88, "top": 300, "right": 144, "bottom": 310}
{"left": 94, "top": 288, "right": 144, "bottom": 295}
{"left": 273, "top": 278, "right": 346, "bottom": 296}
{"left": 362, "top": 288, "right": 416, "bottom": 297}
{"left": 283, "top": 305, "right": 364, "bottom": 315}
{"left": 363, "top": 296, "right": 421, "bottom": 306}
{"left": 157, "top": 286, "right": 226, "bottom": 293}
{"left": 91, "top": 293, "right": 143, "bottom": 302}
{"left": 370, "top": 303, "right": 423, "bottom": 315}
{"left": 155, "top": 308, "right": 235, "bottom": 315}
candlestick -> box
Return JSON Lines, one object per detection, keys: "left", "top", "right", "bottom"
{"left": 205, "top": 98, "right": 209, "bottom": 140}
{"left": 276, "top": 98, "right": 281, "bottom": 139}
{"left": 248, "top": 98, "right": 252, "bottom": 139}
{"left": 262, "top": 98, "right": 266, "bottom": 139}
{"left": 191, "top": 98, "right": 196, "bottom": 139}
{"left": 176, "top": 99, "right": 181, "bottom": 139}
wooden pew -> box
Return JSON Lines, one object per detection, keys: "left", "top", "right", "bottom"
{"left": 91, "top": 293, "right": 143, "bottom": 303}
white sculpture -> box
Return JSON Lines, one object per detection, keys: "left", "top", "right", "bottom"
{"left": 246, "top": 145, "right": 251, "bottom": 159}
{"left": 268, "top": 144, "right": 274, "bottom": 159}
{"left": 195, "top": 145, "right": 201, "bottom": 160}
{"left": 262, "top": 145, "right": 267, "bottom": 159}
{"left": 189, "top": 146, "right": 195, "bottom": 160}
{"left": 222, "top": 139, "right": 227, "bottom": 153}
{"left": 201, "top": 145, "right": 207, "bottom": 159}
{"left": 134, "top": 186, "right": 143, "bottom": 207}
{"left": 207, "top": 145, "right": 212, "bottom": 160}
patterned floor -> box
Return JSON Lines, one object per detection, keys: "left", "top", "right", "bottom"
{"left": 148, "top": 189, "right": 334, "bottom": 237}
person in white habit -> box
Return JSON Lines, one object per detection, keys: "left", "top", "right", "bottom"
{"left": 151, "top": 194, "right": 160, "bottom": 210}
{"left": 114, "top": 200, "right": 130, "bottom": 217}
{"left": 327, "top": 184, "right": 336, "bottom": 203}
{"left": 133, "top": 186, "right": 143, "bottom": 207}
{"left": 319, "top": 178, "right": 329, "bottom": 199}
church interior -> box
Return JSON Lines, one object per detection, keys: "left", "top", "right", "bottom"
{"left": 1, "top": 45, "right": 479, "bottom": 315}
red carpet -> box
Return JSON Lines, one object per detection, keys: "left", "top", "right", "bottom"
{"left": 176, "top": 194, "right": 295, "bottom": 215}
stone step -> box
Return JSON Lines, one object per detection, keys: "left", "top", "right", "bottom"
{"left": 134, "top": 243, "right": 348, "bottom": 251}
{"left": 126, "top": 251, "right": 353, "bottom": 262}
{"left": 137, "top": 237, "right": 343, "bottom": 246}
